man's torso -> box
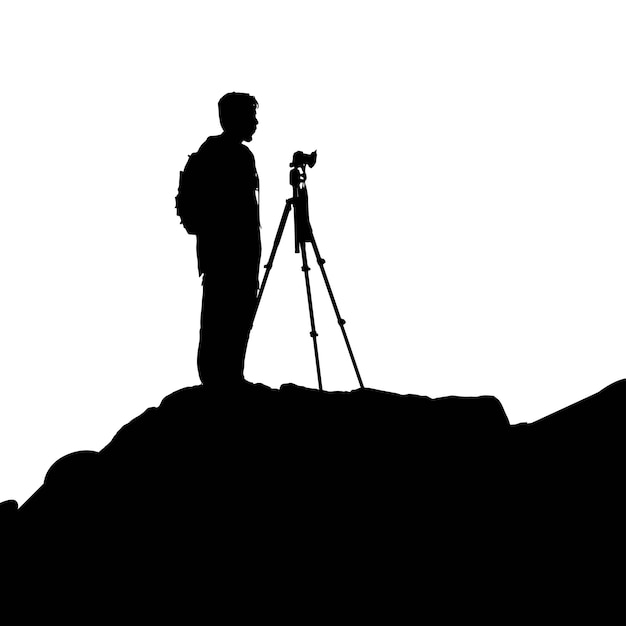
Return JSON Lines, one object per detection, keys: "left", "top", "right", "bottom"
{"left": 193, "top": 134, "right": 260, "bottom": 280}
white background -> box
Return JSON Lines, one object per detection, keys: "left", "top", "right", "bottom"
{"left": 1, "top": 1, "right": 624, "bottom": 506}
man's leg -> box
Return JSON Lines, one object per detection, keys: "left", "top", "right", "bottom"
{"left": 198, "top": 277, "right": 240, "bottom": 386}
{"left": 197, "top": 274, "right": 211, "bottom": 385}
{"left": 234, "top": 288, "right": 258, "bottom": 381}
{"left": 198, "top": 275, "right": 257, "bottom": 386}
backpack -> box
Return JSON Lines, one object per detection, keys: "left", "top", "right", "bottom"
{"left": 175, "top": 151, "right": 203, "bottom": 235}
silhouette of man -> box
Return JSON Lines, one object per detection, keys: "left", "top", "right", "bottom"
{"left": 193, "top": 92, "right": 260, "bottom": 386}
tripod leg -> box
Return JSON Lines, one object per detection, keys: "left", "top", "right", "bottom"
{"left": 300, "top": 243, "right": 323, "bottom": 391}
{"left": 251, "top": 200, "right": 292, "bottom": 326}
{"left": 309, "top": 234, "right": 364, "bottom": 389}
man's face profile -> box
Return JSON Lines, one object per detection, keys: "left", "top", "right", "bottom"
{"left": 219, "top": 92, "right": 259, "bottom": 143}
{"left": 241, "top": 107, "right": 258, "bottom": 142}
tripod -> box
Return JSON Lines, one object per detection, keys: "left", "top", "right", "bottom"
{"left": 252, "top": 151, "right": 364, "bottom": 391}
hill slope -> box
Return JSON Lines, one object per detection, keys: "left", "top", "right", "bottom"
{"left": 2, "top": 380, "right": 625, "bottom": 625}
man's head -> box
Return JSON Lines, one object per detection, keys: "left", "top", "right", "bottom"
{"left": 218, "top": 92, "right": 258, "bottom": 142}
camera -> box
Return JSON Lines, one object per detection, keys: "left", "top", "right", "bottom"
{"left": 290, "top": 150, "right": 317, "bottom": 169}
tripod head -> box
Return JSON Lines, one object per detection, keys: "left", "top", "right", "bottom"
{"left": 289, "top": 151, "right": 317, "bottom": 252}
{"left": 290, "top": 150, "right": 317, "bottom": 169}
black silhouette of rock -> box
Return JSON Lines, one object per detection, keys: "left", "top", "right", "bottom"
{"left": 2, "top": 380, "right": 624, "bottom": 625}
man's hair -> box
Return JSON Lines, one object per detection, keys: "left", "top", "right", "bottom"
{"left": 218, "top": 92, "right": 258, "bottom": 132}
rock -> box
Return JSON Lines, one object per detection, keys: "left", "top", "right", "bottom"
{"left": 5, "top": 379, "right": 625, "bottom": 625}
